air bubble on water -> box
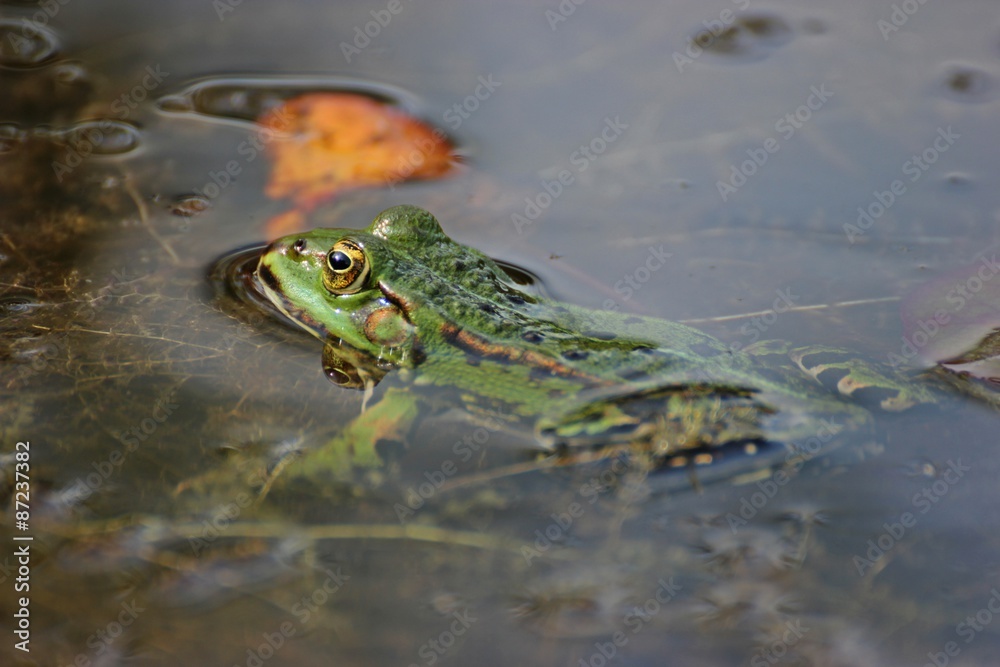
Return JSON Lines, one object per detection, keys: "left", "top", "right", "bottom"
{"left": 935, "top": 62, "right": 997, "bottom": 103}
{"left": 0, "top": 124, "right": 25, "bottom": 153}
{"left": 171, "top": 195, "right": 212, "bottom": 218}
{"left": 689, "top": 13, "right": 793, "bottom": 62}
{"left": 943, "top": 172, "right": 973, "bottom": 188}
{"left": 903, "top": 459, "right": 937, "bottom": 478}
{"left": 52, "top": 62, "right": 90, "bottom": 85}
{"left": 155, "top": 94, "right": 194, "bottom": 113}
{"left": 0, "top": 295, "right": 43, "bottom": 316}
{"left": 155, "top": 77, "right": 421, "bottom": 124}
{"left": 0, "top": 19, "right": 60, "bottom": 66}
{"left": 56, "top": 120, "right": 141, "bottom": 155}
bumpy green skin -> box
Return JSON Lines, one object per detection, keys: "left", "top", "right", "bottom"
{"left": 256, "top": 205, "right": 935, "bottom": 474}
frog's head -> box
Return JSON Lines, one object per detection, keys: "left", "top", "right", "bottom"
{"left": 256, "top": 205, "right": 516, "bottom": 367}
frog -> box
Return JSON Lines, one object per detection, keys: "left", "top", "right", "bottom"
{"left": 253, "top": 205, "right": 939, "bottom": 486}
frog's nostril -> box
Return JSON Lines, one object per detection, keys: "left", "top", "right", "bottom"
{"left": 292, "top": 238, "right": 308, "bottom": 255}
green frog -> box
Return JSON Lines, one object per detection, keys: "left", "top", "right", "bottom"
{"left": 254, "top": 205, "right": 938, "bottom": 483}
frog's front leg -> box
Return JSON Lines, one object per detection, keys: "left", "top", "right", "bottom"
{"left": 743, "top": 340, "right": 938, "bottom": 411}
{"left": 265, "top": 387, "right": 421, "bottom": 496}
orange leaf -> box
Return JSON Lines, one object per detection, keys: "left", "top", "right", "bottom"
{"left": 263, "top": 209, "right": 306, "bottom": 238}
{"left": 259, "top": 93, "right": 456, "bottom": 211}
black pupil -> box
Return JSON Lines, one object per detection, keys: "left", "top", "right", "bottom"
{"left": 329, "top": 250, "right": 352, "bottom": 271}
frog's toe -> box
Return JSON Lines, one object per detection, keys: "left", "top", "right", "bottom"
{"left": 789, "top": 345, "right": 937, "bottom": 411}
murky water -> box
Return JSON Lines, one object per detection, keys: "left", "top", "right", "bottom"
{"left": 3, "top": 1, "right": 1000, "bottom": 665}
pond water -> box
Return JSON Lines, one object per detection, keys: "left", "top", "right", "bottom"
{"left": 3, "top": 1, "right": 1000, "bottom": 665}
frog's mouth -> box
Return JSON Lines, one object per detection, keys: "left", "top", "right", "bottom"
{"left": 255, "top": 263, "right": 328, "bottom": 340}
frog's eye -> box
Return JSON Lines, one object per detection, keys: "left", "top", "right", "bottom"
{"left": 323, "top": 240, "right": 369, "bottom": 294}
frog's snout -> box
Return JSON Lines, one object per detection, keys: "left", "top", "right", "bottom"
{"left": 256, "top": 258, "right": 281, "bottom": 293}
{"left": 273, "top": 237, "right": 311, "bottom": 260}
{"left": 263, "top": 237, "right": 310, "bottom": 257}
{"left": 256, "top": 237, "right": 320, "bottom": 292}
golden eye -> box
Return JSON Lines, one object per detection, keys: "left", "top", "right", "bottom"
{"left": 323, "top": 240, "right": 369, "bottom": 294}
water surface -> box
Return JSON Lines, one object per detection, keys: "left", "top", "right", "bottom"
{"left": 2, "top": 1, "right": 1000, "bottom": 665}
